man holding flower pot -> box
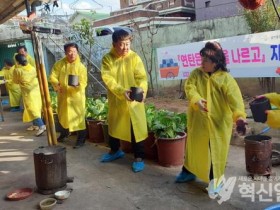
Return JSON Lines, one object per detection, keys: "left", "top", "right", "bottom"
{"left": 100, "top": 29, "right": 148, "bottom": 173}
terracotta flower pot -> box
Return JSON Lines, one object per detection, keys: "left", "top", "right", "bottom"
{"left": 86, "top": 119, "right": 104, "bottom": 143}
{"left": 156, "top": 132, "right": 186, "bottom": 167}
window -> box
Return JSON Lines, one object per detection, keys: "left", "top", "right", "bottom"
{"left": 205, "top": 1, "right": 210, "bottom": 8}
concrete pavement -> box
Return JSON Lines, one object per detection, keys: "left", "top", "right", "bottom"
{"left": 1, "top": 104, "right": 280, "bottom": 210}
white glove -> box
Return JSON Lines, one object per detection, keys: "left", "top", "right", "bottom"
{"left": 197, "top": 99, "right": 208, "bottom": 112}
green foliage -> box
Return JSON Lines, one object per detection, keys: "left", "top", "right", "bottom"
{"left": 86, "top": 97, "right": 108, "bottom": 121}
{"left": 145, "top": 103, "right": 157, "bottom": 132}
{"left": 50, "top": 91, "right": 57, "bottom": 113}
{"left": 73, "top": 18, "right": 95, "bottom": 45}
{"left": 243, "top": 1, "right": 280, "bottom": 33}
{"left": 149, "top": 109, "right": 187, "bottom": 139}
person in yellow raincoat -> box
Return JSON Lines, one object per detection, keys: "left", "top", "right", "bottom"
{"left": 14, "top": 45, "right": 36, "bottom": 67}
{"left": 1, "top": 59, "right": 21, "bottom": 112}
{"left": 49, "top": 43, "right": 88, "bottom": 149}
{"left": 100, "top": 29, "right": 148, "bottom": 173}
{"left": 13, "top": 54, "right": 46, "bottom": 136}
{"left": 14, "top": 45, "right": 37, "bottom": 130}
{"left": 175, "top": 41, "right": 247, "bottom": 198}
{"left": 256, "top": 93, "right": 280, "bottom": 128}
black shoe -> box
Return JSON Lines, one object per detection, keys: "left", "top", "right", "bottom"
{"left": 57, "top": 133, "right": 70, "bottom": 142}
{"left": 73, "top": 143, "right": 84, "bottom": 149}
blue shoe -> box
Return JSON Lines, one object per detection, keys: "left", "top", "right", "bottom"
{"left": 175, "top": 171, "right": 196, "bottom": 183}
{"left": 132, "top": 161, "right": 145, "bottom": 173}
{"left": 100, "top": 150, "right": 125, "bottom": 162}
{"left": 207, "top": 180, "right": 224, "bottom": 199}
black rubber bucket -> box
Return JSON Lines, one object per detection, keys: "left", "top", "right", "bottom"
{"left": 249, "top": 98, "right": 271, "bottom": 123}
{"left": 244, "top": 135, "right": 272, "bottom": 176}
{"left": 33, "top": 146, "right": 68, "bottom": 194}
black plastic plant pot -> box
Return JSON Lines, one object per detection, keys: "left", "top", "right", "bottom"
{"left": 68, "top": 75, "right": 79, "bottom": 86}
{"left": 249, "top": 97, "right": 271, "bottom": 123}
{"left": 130, "top": 87, "right": 143, "bottom": 102}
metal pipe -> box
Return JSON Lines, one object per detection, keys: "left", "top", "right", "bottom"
{"left": 271, "top": 0, "right": 280, "bottom": 21}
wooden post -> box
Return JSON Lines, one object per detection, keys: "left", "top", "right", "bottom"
{"left": 31, "top": 32, "right": 57, "bottom": 146}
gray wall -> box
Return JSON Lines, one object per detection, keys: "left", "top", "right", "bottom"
{"left": 195, "top": 0, "right": 242, "bottom": 21}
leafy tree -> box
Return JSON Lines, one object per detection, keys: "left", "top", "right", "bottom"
{"left": 73, "top": 17, "right": 95, "bottom": 69}
{"left": 243, "top": 1, "right": 280, "bottom": 92}
{"left": 129, "top": 14, "right": 160, "bottom": 97}
{"left": 243, "top": 0, "right": 280, "bottom": 32}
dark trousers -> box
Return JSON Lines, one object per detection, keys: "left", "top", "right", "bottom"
{"left": 58, "top": 122, "right": 87, "bottom": 143}
{"left": 109, "top": 125, "right": 145, "bottom": 159}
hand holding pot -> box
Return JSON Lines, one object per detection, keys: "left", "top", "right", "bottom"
{"left": 236, "top": 118, "right": 248, "bottom": 135}
{"left": 124, "top": 90, "right": 133, "bottom": 101}
{"left": 255, "top": 95, "right": 266, "bottom": 99}
{"left": 197, "top": 99, "right": 208, "bottom": 112}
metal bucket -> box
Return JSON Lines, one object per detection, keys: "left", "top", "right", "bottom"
{"left": 244, "top": 135, "right": 272, "bottom": 176}
{"left": 33, "top": 146, "right": 68, "bottom": 194}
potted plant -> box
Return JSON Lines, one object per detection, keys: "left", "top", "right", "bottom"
{"left": 86, "top": 97, "right": 108, "bottom": 143}
{"left": 150, "top": 109, "right": 187, "bottom": 167}
{"left": 143, "top": 103, "right": 158, "bottom": 160}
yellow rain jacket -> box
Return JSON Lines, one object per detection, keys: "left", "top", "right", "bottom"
{"left": 0, "top": 70, "right": 4, "bottom": 85}
{"left": 49, "top": 55, "right": 87, "bottom": 132}
{"left": 184, "top": 68, "right": 246, "bottom": 185}
{"left": 101, "top": 48, "right": 148, "bottom": 142}
{"left": 264, "top": 92, "right": 280, "bottom": 128}
{"left": 13, "top": 64, "right": 42, "bottom": 122}
{"left": 1, "top": 65, "right": 21, "bottom": 107}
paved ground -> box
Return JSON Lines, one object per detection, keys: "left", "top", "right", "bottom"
{"left": 1, "top": 104, "right": 280, "bottom": 210}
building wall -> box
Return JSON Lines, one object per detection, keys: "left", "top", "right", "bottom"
{"left": 95, "top": 15, "right": 280, "bottom": 96}
{"left": 195, "top": 0, "right": 242, "bottom": 21}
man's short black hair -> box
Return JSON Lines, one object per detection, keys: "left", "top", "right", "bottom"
{"left": 15, "top": 54, "right": 27, "bottom": 66}
{"left": 64, "top": 43, "right": 79, "bottom": 52}
{"left": 16, "top": 45, "right": 27, "bottom": 53}
{"left": 4, "top": 59, "right": 14, "bottom": 67}
{"left": 112, "top": 29, "right": 132, "bottom": 43}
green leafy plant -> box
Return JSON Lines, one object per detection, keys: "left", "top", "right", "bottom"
{"left": 145, "top": 103, "right": 157, "bottom": 132}
{"left": 150, "top": 109, "right": 187, "bottom": 139}
{"left": 50, "top": 91, "right": 57, "bottom": 113}
{"left": 86, "top": 97, "right": 108, "bottom": 121}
